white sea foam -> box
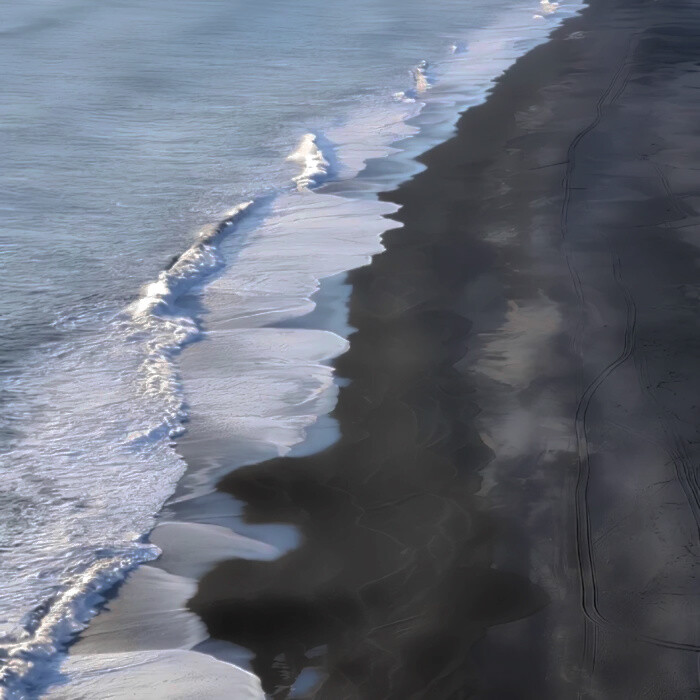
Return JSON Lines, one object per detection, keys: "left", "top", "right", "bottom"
{"left": 412, "top": 60, "right": 431, "bottom": 94}
{"left": 540, "top": 0, "right": 560, "bottom": 14}
{"left": 125, "top": 201, "right": 253, "bottom": 443}
{"left": 393, "top": 60, "right": 431, "bottom": 103}
{"left": 286, "top": 133, "right": 329, "bottom": 191}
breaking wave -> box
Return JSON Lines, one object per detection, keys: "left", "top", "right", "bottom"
{"left": 125, "top": 201, "right": 254, "bottom": 444}
{"left": 286, "top": 133, "right": 330, "bottom": 191}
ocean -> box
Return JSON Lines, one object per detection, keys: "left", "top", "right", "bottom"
{"left": 0, "top": 0, "right": 581, "bottom": 695}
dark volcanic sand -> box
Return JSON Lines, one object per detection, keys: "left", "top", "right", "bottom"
{"left": 189, "top": 0, "right": 700, "bottom": 697}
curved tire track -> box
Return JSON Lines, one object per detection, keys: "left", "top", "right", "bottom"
{"left": 560, "top": 32, "right": 700, "bottom": 656}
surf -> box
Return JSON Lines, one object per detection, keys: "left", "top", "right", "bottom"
{"left": 0, "top": 1, "right": 586, "bottom": 695}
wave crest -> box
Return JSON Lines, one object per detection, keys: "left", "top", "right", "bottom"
{"left": 125, "top": 200, "right": 254, "bottom": 442}
{"left": 286, "top": 133, "right": 329, "bottom": 191}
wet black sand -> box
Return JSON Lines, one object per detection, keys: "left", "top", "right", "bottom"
{"left": 189, "top": 0, "right": 700, "bottom": 697}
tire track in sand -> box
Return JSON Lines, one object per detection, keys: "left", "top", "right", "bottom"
{"left": 561, "top": 31, "right": 700, "bottom": 659}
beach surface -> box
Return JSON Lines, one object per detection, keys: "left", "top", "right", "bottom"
{"left": 67, "top": 0, "right": 700, "bottom": 697}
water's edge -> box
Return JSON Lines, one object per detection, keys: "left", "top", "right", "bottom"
{"left": 2, "top": 3, "right": 585, "bottom": 697}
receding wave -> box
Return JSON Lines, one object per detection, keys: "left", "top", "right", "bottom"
{"left": 0, "top": 547, "right": 157, "bottom": 694}
{"left": 539, "top": 0, "right": 560, "bottom": 15}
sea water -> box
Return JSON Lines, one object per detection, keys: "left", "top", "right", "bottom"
{"left": 0, "top": 0, "right": 582, "bottom": 695}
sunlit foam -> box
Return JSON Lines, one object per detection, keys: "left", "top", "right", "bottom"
{"left": 412, "top": 60, "right": 431, "bottom": 94}
{"left": 286, "top": 133, "right": 329, "bottom": 191}
{"left": 539, "top": 0, "right": 560, "bottom": 14}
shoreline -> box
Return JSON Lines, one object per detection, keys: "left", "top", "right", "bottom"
{"left": 54, "top": 0, "right": 700, "bottom": 696}
{"left": 190, "top": 0, "right": 700, "bottom": 696}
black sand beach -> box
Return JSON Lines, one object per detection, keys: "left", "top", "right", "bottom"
{"left": 181, "top": 0, "right": 700, "bottom": 697}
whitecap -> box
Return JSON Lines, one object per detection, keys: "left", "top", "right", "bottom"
{"left": 539, "top": 0, "right": 560, "bottom": 15}
{"left": 286, "top": 133, "right": 329, "bottom": 191}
